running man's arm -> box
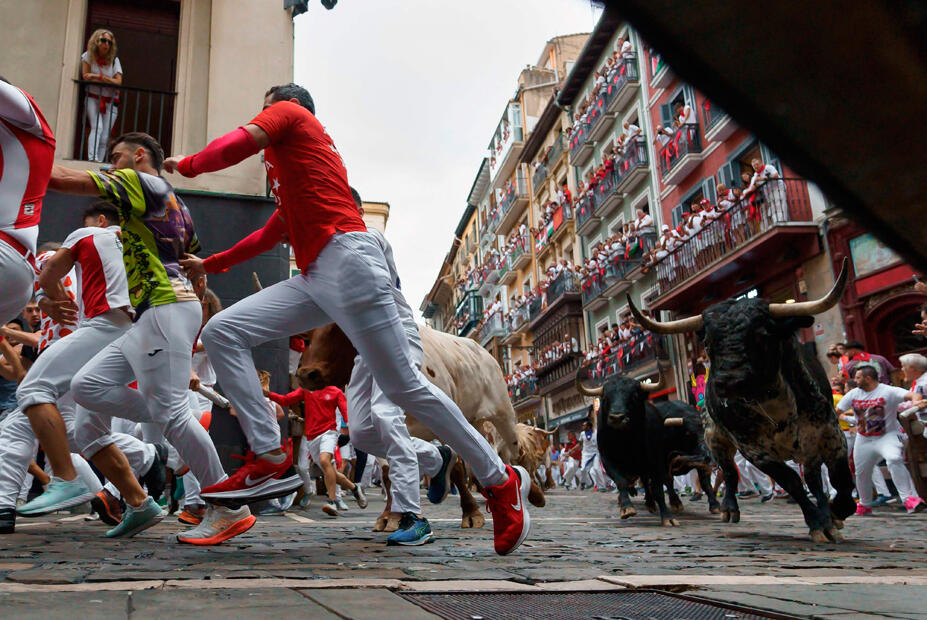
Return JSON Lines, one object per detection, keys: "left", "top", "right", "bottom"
{"left": 0, "top": 81, "right": 38, "bottom": 129}
{"left": 0, "top": 337, "right": 26, "bottom": 383}
{"left": 48, "top": 165, "right": 99, "bottom": 195}
{"left": 37, "top": 247, "right": 80, "bottom": 325}
{"left": 335, "top": 389, "right": 348, "bottom": 424}
{"left": 163, "top": 125, "right": 266, "bottom": 177}
{"left": 184, "top": 210, "right": 287, "bottom": 276}
{"left": 268, "top": 388, "right": 304, "bottom": 407}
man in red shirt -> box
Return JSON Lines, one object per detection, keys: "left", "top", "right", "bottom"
{"left": 163, "top": 82, "right": 530, "bottom": 555}
{"left": 267, "top": 384, "right": 366, "bottom": 517}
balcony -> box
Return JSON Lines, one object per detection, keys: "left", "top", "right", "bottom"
{"left": 490, "top": 126, "right": 525, "bottom": 189}
{"left": 476, "top": 311, "right": 506, "bottom": 346}
{"left": 547, "top": 133, "right": 566, "bottom": 169}
{"left": 510, "top": 305, "right": 531, "bottom": 337}
{"left": 606, "top": 56, "right": 641, "bottom": 115}
{"left": 658, "top": 124, "right": 704, "bottom": 186}
{"left": 619, "top": 232, "right": 659, "bottom": 283}
{"left": 650, "top": 179, "right": 820, "bottom": 311}
{"left": 550, "top": 202, "right": 574, "bottom": 244}
{"left": 529, "top": 270, "right": 581, "bottom": 328}
{"left": 455, "top": 291, "right": 483, "bottom": 337}
{"left": 575, "top": 195, "right": 600, "bottom": 237}
{"left": 593, "top": 169, "right": 622, "bottom": 218}
{"left": 585, "top": 334, "right": 665, "bottom": 385}
{"left": 478, "top": 264, "right": 501, "bottom": 296}
{"left": 532, "top": 163, "right": 548, "bottom": 194}
{"left": 569, "top": 122, "right": 594, "bottom": 167}
{"left": 537, "top": 353, "right": 584, "bottom": 396}
{"left": 614, "top": 140, "right": 650, "bottom": 193}
{"left": 509, "top": 377, "right": 539, "bottom": 406}
{"left": 702, "top": 101, "right": 736, "bottom": 143}
{"left": 586, "top": 91, "right": 616, "bottom": 144}
{"left": 73, "top": 80, "right": 176, "bottom": 161}
{"left": 497, "top": 173, "right": 529, "bottom": 235}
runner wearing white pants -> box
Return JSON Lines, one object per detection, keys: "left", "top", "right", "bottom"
{"left": 167, "top": 86, "right": 530, "bottom": 555}
{"left": 0, "top": 243, "right": 34, "bottom": 327}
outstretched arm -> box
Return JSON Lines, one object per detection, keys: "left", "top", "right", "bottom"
{"left": 181, "top": 210, "right": 286, "bottom": 277}
{"left": 268, "top": 388, "right": 304, "bottom": 407}
{"left": 48, "top": 165, "right": 99, "bottom": 195}
{"left": 163, "top": 125, "right": 267, "bottom": 177}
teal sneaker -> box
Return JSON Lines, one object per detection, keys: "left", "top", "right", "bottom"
{"left": 105, "top": 497, "right": 163, "bottom": 538}
{"left": 427, "top": 446, "right": 457, "bottom": 505}
{"left": 386, "top": 513, "right": 435, "bottom": 546}
{"left": 17, "top": 477, "right": 95, "bottom": 517}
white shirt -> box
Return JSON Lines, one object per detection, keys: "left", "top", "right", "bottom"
{"left": 61, "top": 225, "right": 130, "bottom": 321}
{"left": 580, "top": 429, "right": 598, "bottom": 459}
{"left": 837, "top": 383, "right": 910, "bottom": 437}
{"left": 681, "top": 104, "right": 696, "bottom": 125}
{"left": 80, "top": 52, "right": 123, "bottom": 98}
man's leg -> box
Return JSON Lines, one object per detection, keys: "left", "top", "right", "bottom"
{"left": 0, "top": 409, "right": 39, "bottom": 530}
{"left": 0, "top": 243, "right": 34, "bottom": 326}
{"left": 853, "top": 437, "right": 880, "bottom": 509}
{"left": 879, "top": 434, "right": 923, "bottom": 506}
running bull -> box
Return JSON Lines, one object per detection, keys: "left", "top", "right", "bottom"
{"left": 627, "top": 258, "right": 855, "bottom": 543}
{"left": 576, "top": 369, "right": 719, "bottom": 526}
{"left": 296, "top": 322, "right": 546, "bottom": 530}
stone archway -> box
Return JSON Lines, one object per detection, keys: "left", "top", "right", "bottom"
{"left": 864, "top": 291, "right": 927, "bottom": 363}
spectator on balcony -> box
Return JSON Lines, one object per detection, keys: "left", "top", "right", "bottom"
{"left": 745, "top": 158, "right": 786, "bottom": 222}
{"left": 675, "top": 100, "right": 696, "bottom": 126}
{"left": 620, "top": 36, "right": 634, "bottom": 60}
{"left": 621, "top": 121, "right": 642, "bottom": 146}
{"left": 81, "top": 29, "right": 123, "bottom": 162}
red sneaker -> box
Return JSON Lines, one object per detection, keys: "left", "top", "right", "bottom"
{"left": 483, "top": 464, "right": 531, "bottom": 556}
{"left": 201, "top": 450, "right": 301, "bottom": 503}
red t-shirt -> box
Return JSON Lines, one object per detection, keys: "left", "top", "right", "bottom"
{"left": 249, "top": 101, "right": 366, "bottom": 270}
{"left": 269, "top": 385, "right": 347, "bottom": 441}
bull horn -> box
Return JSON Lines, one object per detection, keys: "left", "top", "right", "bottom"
{"left": 664, "top": 417, "right": 684, "bottom": 427}
{"left": 769, "top": 257, "right": 849, "bottom": 318}
{"left": 540, "top": 425, "right": 560, "bottom": 436}
{"left": 639, "top": 369, "right": 665, "bottom": 394}
{"left": 252, "top": 272, "right": 264, "bottom": 292}
{"left": 575, "top": 370, "right": 603, "bottom": 397}
{"left": 627, "top": 295, "right": 703, "bottom": 334}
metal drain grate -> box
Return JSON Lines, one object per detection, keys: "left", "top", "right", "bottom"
{"left": 399, "top": 590, "right": 803, "bottom": 620}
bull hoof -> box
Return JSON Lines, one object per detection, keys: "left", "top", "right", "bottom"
{"left": 809, "top": 529, "right": 829, "bottom": 543}
{"left": 646, "top": 503, "right": 657, "bottom": 514}
{"left": 833, "top": 519, "right": 844, "bottom": 530}
{"left": 825, "top": 526, "right": 844, "bottom": 543}
{"left": 670, "top": 502, "right": 684, "bottom": 514}
{"left": 373, "top": 516, "right": 387, "bottom": 532}
{"left": 619, "top": 506, "right": 637, "bottom": 519}
{"left": 461, "top": 511, "right": 485, "bottom": 529}
{"left": 661, "top": 518, "right": 680, "bottom": 527}
{"left": 709, "top": 506, "right": 721, "bottom": 515}
{"left": 730, "top": 510, "right": 740, "bottom": 524}
{"left": 722, "top": 510, "right": 731, "bottom": 523}
{"left": 528, "top": 482, "right": 546, "bottom": 508}
{"left": 384, "top": 514, "right": 401, "bottom": 532}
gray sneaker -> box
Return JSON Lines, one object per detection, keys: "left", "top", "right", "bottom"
{"left": 105, "top": 497, "right": 163, "bottom": 538}
{"left": 352, "top": 485, "right": 368, "bottom": 509}
{"left": 335, "top": 498, "right": 349, "bottom": 512}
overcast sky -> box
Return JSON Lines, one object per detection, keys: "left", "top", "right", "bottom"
{"left": 293, "top": 1, "right": 601, "bottom": 317}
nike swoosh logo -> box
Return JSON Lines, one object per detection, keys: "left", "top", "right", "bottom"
{"left": 147, "top": 349, "right": 163, "bottom": 357}
{"left": 511, "top": 477, "right": 522, "bottom": 512}
{"left": 244, "top": 472, "right": 276, "bottom": 486}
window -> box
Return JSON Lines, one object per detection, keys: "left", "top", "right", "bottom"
{"left": 608, "top": 214, "right": 626, "bottom": 235}
{"left": 671, "top": 204, "right": 686, "bottom": 227}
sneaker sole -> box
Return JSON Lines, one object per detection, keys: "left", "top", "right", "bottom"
{"left": 106, "top": 511, "right": 164, "bottom": 538}
{"left": 177, "top": 514, "right": 257, "bottom": 545}
{"left": 17, "top": 491, "right": 97, "bottom": 518}
{"left": 428, "top": 450, "right": 457, "bottom": 505}
{"left": 387, "top": 532, "right": 435, "bottom": 546}
{"left": 497, "top": 465, "right": 531, "bottom": 556}
{"left": 90, "top": 496, "right": 122, "bottom": 526}
{"left": 202, "top": 472, "right": 303, "bottom": 504}
{"left": 177, "top": 513, "right": 203, "bottom": 526}
{"left": 322, "top": 504, "right": 338, "bottom": 517}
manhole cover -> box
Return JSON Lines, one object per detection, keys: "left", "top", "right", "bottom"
{"left": 399, "top": 590, "right": 802, "bottom": 620}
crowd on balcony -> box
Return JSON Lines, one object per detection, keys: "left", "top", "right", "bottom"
{"left": 641, "top": 158, "right": 784, "bottom": 273}
{"left": 530, "top": 185, "right": 573, "bottom": 253}
{"left": 579, "top": 209, "right": 653, "bottom": 290}
{"left": 582, "top": 317, "right": 658, "bottom": 380}
{"left": 502, "top": 259, "right": 580, "bottom": 331}
{"left": 506, "top": 364, "right": 538, "bottom": 401}
{"left": 566, "top": 36, "right": 636, "bottom": 149}
{"left": 489, "top": 120, "right": 512, "bottom": 170}
{"left": 576, "top": 121, "right": 643, "bottom": 213}
{"left": 537, "top": 333, "right": 581, "bottom": 371}
{"left": 654, "top": 100, "right": 698, "bottom": 167}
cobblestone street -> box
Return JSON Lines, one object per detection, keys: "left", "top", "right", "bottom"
{"left": 1, "top": 488, "right": 926, "bottom": 617}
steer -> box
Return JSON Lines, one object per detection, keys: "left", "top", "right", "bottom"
{"left": 296, "top": 322, "right": 546, "bottom": 530}
{"left": 627, "top": 258, "right": 856, "bottom": 543}
{"left": 576, "top": 369, "right": 718, "bottom": 526}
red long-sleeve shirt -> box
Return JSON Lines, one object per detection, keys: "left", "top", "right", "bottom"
{"left": 202, "top": 210, "right": 286, "bottom": 274}
{"left": 269, "top": 385, "right": 346, "bottom": 441}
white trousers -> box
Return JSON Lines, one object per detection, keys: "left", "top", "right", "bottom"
{"left": 347, "top": 343, "right": 443, "bottom": 515}
{"left": 854, "top": 433, "right": 920, "bottom": 506}
{"left": 296, "top": 438, "right": 315, "bottom": 495}
{"left": 0, "top": 393, "right": 154, "bottom": 509}
{"left": 71, "top": 301, "right": 226, "bottom": 489}
{"left": 580, "top": 453, "right": 608, "bottom": 489}
{"left": 735, "top": 451, "right": 773, "bottom": 494}
{"left": 851, "top": 433, "right": 891, "bottom": 497}
{"left": 202, "top": 232, "right": 506, "bottom": 487}
{"left": 0, "top": 241, "right": 34, "bottom": 326}
{"left": 85, "top": 97, "right": 118, "bottom": 162}
{"left": 562, "top": 457, "right": 578, "bottom": 488}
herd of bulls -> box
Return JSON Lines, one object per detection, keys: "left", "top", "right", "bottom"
{"left": 294, "top": 258, "right": 856, "bottom": 544}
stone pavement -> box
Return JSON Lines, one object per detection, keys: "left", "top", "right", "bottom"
{"left": 0, "top": 488, "right": 925, "bottom": 618}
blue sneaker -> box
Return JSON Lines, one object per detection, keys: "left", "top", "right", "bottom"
{"left": 427, "top": 446, "right": 457, "bottom": 504}
{"left": 870, "top": 494, "right": 894, "bottom": 507}
{"left": 17, "top": 477, "right": 95, "bottom": 517}
{"left": 386, "top": 513, "right": 435, "bottom": 546}
{"left": 105, "top": 497, "right": 163, "bottom": 538}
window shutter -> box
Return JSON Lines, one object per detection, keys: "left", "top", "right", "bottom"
{"left": 701, "top": 177, "right": 717, "bottom": 205}
{"left": 672, "top": 204, "right": 684, "bottom": 227}
{"left": 659, "top": 103, "right": 672, "bottom": 129}
{"left": 683, "top": 85, "right": 696, "bottom": 108}
{"left": 760, "top": 144, "right": 781, "bottom": 173}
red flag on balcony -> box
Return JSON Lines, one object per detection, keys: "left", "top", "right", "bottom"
{"left": 552, "top": 206, "right": 564, "bottom": 231}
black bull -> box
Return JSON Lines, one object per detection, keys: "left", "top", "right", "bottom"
{"left": 629, "top": 258, "right": 856, "bottom": 543}
{"left": 576, "top": 372, "right": 719, "bottom": 526}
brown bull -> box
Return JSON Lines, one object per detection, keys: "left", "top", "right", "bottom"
{"left": 296, "top": 322, "right": 546, "bottom": 530}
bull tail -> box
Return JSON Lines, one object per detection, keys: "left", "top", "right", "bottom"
{"left": 668, "top": 454, "right": 712, "bottom": 475}
{"left": 252, "top": 272, "right": 264, "bottom": 292}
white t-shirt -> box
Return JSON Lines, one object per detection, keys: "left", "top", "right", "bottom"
{"left": 580, "top": 429, "right": 598, "bottom": 460}
{"left": 837, "top": 383, "right": 910, "bottom": 437}
{"left": 81, "top": 52, "right": 123, "bottom": 98}
{"left": 61, "top": 225, "right": 130, "bottom": 321}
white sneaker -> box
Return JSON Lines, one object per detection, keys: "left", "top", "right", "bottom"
{"left": 177, "top": 504, "right": 256, "bottom": 545}
{"left": 322, "top": 501, "right": 339, "bottom": 517}
{"left": 335, "top": 498, "right": 349, "bottom": 512}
